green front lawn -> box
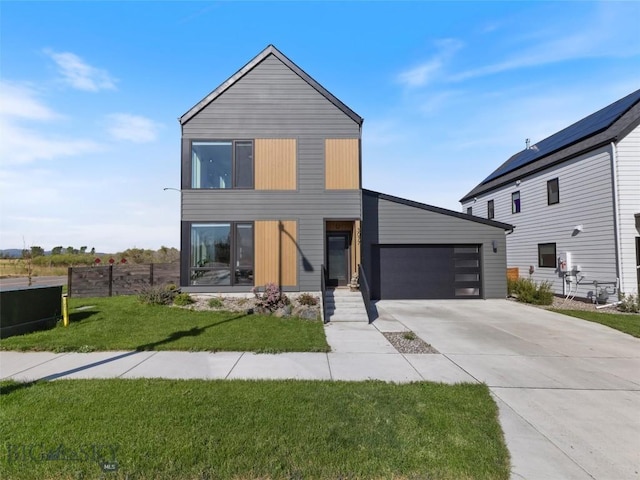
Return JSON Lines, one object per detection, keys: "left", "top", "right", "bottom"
{"left": 0, "top": 379, "right": 510, "bottom": 480}
{"left": 552, "top": 309, "right": 640, "bottom": 337}
{"left": 0, "top": 296, "right": 329, "bottom": 353}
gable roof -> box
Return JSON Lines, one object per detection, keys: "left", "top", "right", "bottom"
{"left": 179, "top": 44, "right": 363, "bottom": 126}
{"left": 460, "top": 88, "right": 640, "bottom": 203}
{"left": 364, "top": 189, "right": 514, "bottom": 231}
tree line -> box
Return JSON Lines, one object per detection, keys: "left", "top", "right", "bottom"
{"left": 20, "top": 246, "right": 180, "bottom": 266}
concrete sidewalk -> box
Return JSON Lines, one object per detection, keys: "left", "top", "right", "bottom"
{"left": 3, "top": 301, "right": 639, "bottom": 480}
{"left": 0, "top": 322, "right": 474, "bottom": 384}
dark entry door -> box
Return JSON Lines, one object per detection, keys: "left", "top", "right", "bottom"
{"left": 326, "top": 233, "right": 350, "bottom": 287}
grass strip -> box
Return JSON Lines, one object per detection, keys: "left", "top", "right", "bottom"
{"left": 551, "top": 309, "right": 640, "bottom": 337}
{"left": 1, "top": 379, "right": 509, "bottom": 479}
{"left": 0, "top": 296, "right": 329, "bottom": 353}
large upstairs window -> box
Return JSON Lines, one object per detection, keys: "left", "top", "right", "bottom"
{"left": 191, "top": 140, "right": 253, "bottom": 189}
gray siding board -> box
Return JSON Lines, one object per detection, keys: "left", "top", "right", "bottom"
{"left": 462, "top": 146, "right": 618, "bottom": 299}
{"left": 362, "top": 193, "right": 508, "bottom": 299}
{"left": 181, "top": 54, "right": 361, "bottom": 292}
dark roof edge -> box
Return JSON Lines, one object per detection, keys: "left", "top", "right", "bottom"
{"left": 179, "top": 45, "right": 363, "bottom": 126}
{"left": 460, "top": 93, "right": 640, "bottom": 203}
{"left": 458, "top": 139, "right": 612, "bottom": 203}
{"left": 364, "top": 189, "right": 514, "bottom": 231}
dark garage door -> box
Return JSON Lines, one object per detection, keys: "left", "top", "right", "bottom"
{"left": 371, "top": 244, "right": 482, "bottom": 300}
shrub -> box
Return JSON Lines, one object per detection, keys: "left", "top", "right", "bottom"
{"left": 174, "top": 292, "right": 194, "bottom": 306}
{"left": 618, "top": 293, "right": 640, "bottom": 313}
{"left": 509, "top": 278, "right": 554, "bottom": 305}
{"left": 403, "top": 331, "right": 417, "bottom": 341}
{"left": 253, "top": 283, "right": 289, "bottom": 312}
{"left": 138, "top": 284, "right": 179, "bottom": 306}
{"left": 297, "top": 293, "right": 318, "bottom": 306}
{"left": 208, "top": 297, "right": 224, "bottom": 309}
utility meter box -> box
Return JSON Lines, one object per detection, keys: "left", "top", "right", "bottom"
{"left": 558, "top": 252, "right": 572, "bottom": 273}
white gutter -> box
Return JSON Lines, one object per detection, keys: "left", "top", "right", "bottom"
{"left": 610, "top": 141, "right": 623, "bottom": 294}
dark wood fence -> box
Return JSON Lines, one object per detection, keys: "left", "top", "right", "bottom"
{"left": 68, "top": 263, "right": 180, "bottom": 297}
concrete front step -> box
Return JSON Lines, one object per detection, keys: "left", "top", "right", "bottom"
{"left": 324, "top": 289, "right": 369, "bottom": 323}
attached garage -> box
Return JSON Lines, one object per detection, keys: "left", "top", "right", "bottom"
{"left": 362, "top": 190, "right": 513, "bottom": 300}
{"left": 371, "top": 244, "right": 482, "bottom": 299}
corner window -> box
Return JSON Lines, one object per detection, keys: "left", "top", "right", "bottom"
{"left": 467, "top": 207, "right": 472, "bottom": 215}
{"left": 190, "top": 223, "right": 253, "bottom": 285}
{"left": 538, "top": 243, "right": 556, "bottom": 268}
{"left": 547, "top": 178, "right": 559, "bottom": 205}
{"left": 512, "top": 191, "right": 521, "bottom": 214}
{"left": 487, "top": 200, "right": 495, "bottom": 219}
{"left": 191, "top": 140, "right": 253, "bottom": 189}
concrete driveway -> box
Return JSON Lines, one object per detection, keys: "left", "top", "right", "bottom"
{"left": 375, "top": 299, "right": 640, "bottom": 480}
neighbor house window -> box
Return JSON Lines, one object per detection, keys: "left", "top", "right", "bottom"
{"left": 538, "top": 243, "right": 556, "bottom": 268}
{"left": 512, "top": 191, "right": 521, "bottom": 214}
{"left": 191, "top": 140, "right": 253, "bottom": 189}
{"left": 190, "top": 223, "right": 254, "bottom": 285}
{"left": 467, "top": 207, "right": 473, "bottom": 215}
{"left": 487, "top": 200, "right": 495, "bottom": 219}
{"left": 547, "top": 178, "right": 559, "bottom": 205}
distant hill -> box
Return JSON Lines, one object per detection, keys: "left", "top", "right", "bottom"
{"left": 0, "top": 249, "right": 23, "bottom": 258}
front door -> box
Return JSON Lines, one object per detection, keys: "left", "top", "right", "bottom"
{"left": 326, "top": 233, "right": 350, "bottom": 287}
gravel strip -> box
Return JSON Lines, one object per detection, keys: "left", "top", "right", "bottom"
{"left": 383, "top": 332, "right": 439, "bottom": 354}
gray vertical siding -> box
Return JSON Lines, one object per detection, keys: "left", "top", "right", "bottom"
{"left": 363, "top": 192, "right": 509, "bottom": 299}
{"left": 181, "top": 54, "right": 361, "bottom": 292}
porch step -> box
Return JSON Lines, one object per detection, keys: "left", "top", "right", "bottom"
{"left": 324, "top": 289, "right": 369, "bottom": 322}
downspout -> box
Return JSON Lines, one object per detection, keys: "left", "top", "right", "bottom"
{"left": 610, "top": 141, "right": 623, "bottom": 295}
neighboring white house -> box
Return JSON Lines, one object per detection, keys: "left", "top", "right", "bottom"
{"left": 460, "top": 89, "right": 640, "bottom": 302}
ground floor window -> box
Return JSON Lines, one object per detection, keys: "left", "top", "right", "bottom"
{"left": 538, "top": 243, "right": 556, "bottom": 268}
{"left": 190, "top": 223, "right": 253, "bottom": 285}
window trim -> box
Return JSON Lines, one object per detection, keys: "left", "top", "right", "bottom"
{"left": 487, "top": 199, "right": 495, "bottom": 219}
{"left": 512, "top": 191, "right": 521, "bottom": 214}
{"left": 538, "top": 243, "right": 557, "bottom": 268}
{"left": 547, "top": 178, "right": 559, "bottom": 205}
{"left": 189, "top": 221, "right": 254, "bottom": 286}
{"left": 190, "top": 139, "right": 254, "bottom": 190}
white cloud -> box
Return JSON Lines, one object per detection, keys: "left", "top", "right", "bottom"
{"left": 44, "top": 49, "right": 117, "bottom": 92}
{"left": 397, "top": 39, "right": 464, "bottom": 88}
{"left": 0, "top": 120, "right": 103, "bottom": 166}
{"left": 0, "top": 81, "right": 60, "bottom": 120}
{"left": 0, "top": 80, "right": 103, "bottom": 165}
{"left": 451, "top": 3, "right": 640, "bottom": 82}
{"left": 106, "top": 113, "right": 162, "bottom": 143}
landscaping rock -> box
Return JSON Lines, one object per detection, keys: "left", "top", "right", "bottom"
{"left": 293, "top": 306, "right": 319, "bottom": 321}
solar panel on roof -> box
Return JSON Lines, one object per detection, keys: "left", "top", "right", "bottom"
{"left": 481, "top": 88, "right": 640, "bottom": 184}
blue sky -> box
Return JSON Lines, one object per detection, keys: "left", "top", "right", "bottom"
{"left": 1, "top": 1, "right": 639, "bottom": 252}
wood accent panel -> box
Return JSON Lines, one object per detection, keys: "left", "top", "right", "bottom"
{"left": 351, "top": 220, "right": 361, "bottom": 273}
{"left": 255, "top": 139, "right": 297, "bottom": 190}
{"left": 254, "top": 220, "right": 297, "bottom": 287}
{"left": 325, "top": 139, "right": 359, "bottom": 190}
{"left": 326, "top": 221, "right": 353, "bottom": 232}
{"left": 507, "top": 267, "right": 519, "bottom": 281}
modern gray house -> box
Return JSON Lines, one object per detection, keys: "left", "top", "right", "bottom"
{"left": 178, "top": 45, "right": 513, "bottom": 303}
{"left": 461, "top": 89, "right": 640, "bottom": 301}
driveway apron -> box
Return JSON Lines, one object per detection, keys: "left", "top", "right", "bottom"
{"left": 375, "top": 299, "right": 640, "bottom": 480}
